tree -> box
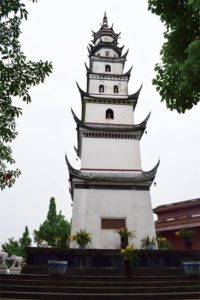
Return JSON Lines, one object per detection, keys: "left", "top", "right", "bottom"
{"left": 34, "top": 197, "right": 71, "bottom": 248}
{"left": 19, "top": 225, "right": 32, "bottom": 256}
{"left": 0, "top": 0, "right": 53, "bottom": 189}
{"left": 148, "top": 0, "right": 200, "bottom": 113}
{"left": 1, "top": 226, "right": 32, "bottom": 258}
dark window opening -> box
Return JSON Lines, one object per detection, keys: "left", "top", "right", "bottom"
{"left": 99, "top": 85, "right": 104, "bottom": 93}
{"left": 106, "top": 108, "right": 114, "bottom": 119}
{"left": 105, "top": 64, "right": 111, "bottom": 72}
{"left": 106, "top": 51, "right": 109, "bottom": 57}
{"left": 114, "top": 85, "right": 119, "bottom": 93}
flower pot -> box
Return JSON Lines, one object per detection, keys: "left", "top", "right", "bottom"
{"left": 79, "top": 244, "right": 86, "bottom": 249}
{"left": 48, "top": 260, "right": 68, "bottom": 275}
{"left": 147, "top": 244, "right": 156, "bottom": 250}
{"left": 124, "top": 259, "right": 132, "bottom": 276}
{"left": 183, "top": 261, "right": 200, "bottom": 276}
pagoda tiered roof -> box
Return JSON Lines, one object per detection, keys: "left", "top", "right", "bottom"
{"left": 88, "top": 43, "right": 124, "bottom": 57}
{"left": 92, "top": 13, "right": 120, "bottom": 44}
{"left": 88, "top": 13, "right": 124, "bottom": 57}
{"left": 65, "top": 154, "right": 160, "bottom": 193}
{"left": 87, "top": 48, "right": 129, "bottom": 63}
{"left": 71, "top": 108, "right": 150, "bottom": 133}
{"left": 86, "top": 66, "right": 133, "bottom": 81}
{"left": 66, "top": 14, "right": 160, "bottom": 196}
{"left": 72, "top": 108, "right": 150, "bottom": 157}
{"left": 92, "top": 25, "right": 120, "bottom": 44}
{"left": 76, "top": 83, "right": 142, "bottom": 108}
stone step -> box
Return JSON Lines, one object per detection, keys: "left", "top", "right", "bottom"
{"left": 23, "top": 265, "right": 186, "bottom": 276}
{"left": 1, "top": 278, "right": 199, "bottom": 287}
{"left": 67, "top": 266, "right": 185, "bottom": 276}
{"left": 2, "top": 273, "right": 193, "bottom": 282}
{"left": 2, "top": 283, "right": 200, "bottom": 294}
{"left": 1, "top": 268, "right": 199, "bottom": 300}
{"left": 1, "top": 291, "right": 200, "bottom": 299}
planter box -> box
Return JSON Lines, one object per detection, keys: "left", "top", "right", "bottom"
{"left": 48, "top": 260, "right": 68, "bottom": 275}
{"left": 183, "top": 261, "right": 200, "bottom": 275}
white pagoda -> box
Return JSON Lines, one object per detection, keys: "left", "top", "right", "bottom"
{"left": 66, "top": 14, "right": 159, "bottom": 249}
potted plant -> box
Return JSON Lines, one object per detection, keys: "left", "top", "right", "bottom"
{"left": 117, "top": 227, "right": 135, "bottom": 249}
{"left": 120, "top": 244, "right": 138, "bottom": 276}
{"left": 156, "top": 236, "right": 171, "bottom": 250}
{"left": 141, "top": 236, "right": 157, "bottom": 250}
{"left": 70, "top": 229, "right": 92, "bottom": 248}
{"left": 55, "top": 236, "right": 70, "bottom": 248}
{"left": 175, "top": 228, "right": 196, "bottom": 249}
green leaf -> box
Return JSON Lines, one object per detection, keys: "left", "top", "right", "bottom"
{"left": 148, "top": 0, "right": 200, "bottom": 113}
{"left": 0, "top": 0, "right": 52, "bottom": 189}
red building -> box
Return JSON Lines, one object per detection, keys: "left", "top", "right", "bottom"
{"left": 153, "top": 198, "right": 200, "bottom": 249}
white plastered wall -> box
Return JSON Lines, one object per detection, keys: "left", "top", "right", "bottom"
{"left": 89, "top": 78, "right": 128, "bottom": 96}
{"left": 92, "top": 61, "right": 123, "bottom": 74}
{"left": 81, "top": 138, "right": 141, "bottom": 170}
{"left": 71, "top": 188, "right": 156, "bottom": 249}
{"left": 96, "top": 49, "right": 118, "bottom": 58}
{"left": 85, "top": 103, "right": 134, "bottom": 125}
{"left": 95, "top": 36, "right": 114, "bottom": 45}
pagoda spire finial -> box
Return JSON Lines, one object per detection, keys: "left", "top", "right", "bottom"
{"left": 103, "top": 11, "right": 108, "bottom": 27}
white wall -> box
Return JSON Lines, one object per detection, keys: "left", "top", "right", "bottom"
{"left": 88, "top": 78, "right": 128, "bottom": 96}
{"left": 81, "top": 138, "right": 141, "bottom": 170}
{"left": 92, "top": 61, "right": 123, "bottom": 74}
{"left": 85, "top": 103, "right": 134, "bottom": 125}
{"left": 95, "top": 36, "right": 114, "bottom": 45}
{"left": 71, "top": 188, "right": 156, "bottom": 249}
{"left": 96, "top": 49, "right": 119, "bottom": 58}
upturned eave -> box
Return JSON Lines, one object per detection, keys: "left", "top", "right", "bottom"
{"left": 71, "top": 108, "right": 150, "bottom": 134}
{"left": 86, "top": 66, "right": 133, "bottom": 81}
{"left": 65, "top": 154, "right": 160, "bottom": 185}
{"left": 76, "top": 82, "right": 142, "bottom": 104}
{"left": 89, "top": 42, "right": 123, "bottom": 57}
{"left": 92, "top": 26, "right": 120, "bottom": 44}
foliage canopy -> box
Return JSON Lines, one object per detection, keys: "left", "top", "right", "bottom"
{"left": 1, "top": 226, "right": 32, "bottom": 258}
{"left": 33, "top": 197, "right": 71, "bottom": 248}
{"left": 0, "top": 0, "right": 52, "bottom": 189}
{"left": 148, "top": 0, "right": 200, "bottom": 113}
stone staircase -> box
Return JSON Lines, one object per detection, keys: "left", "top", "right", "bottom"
{"left": 0, "top": 267, "right": 200, "bottom": 299}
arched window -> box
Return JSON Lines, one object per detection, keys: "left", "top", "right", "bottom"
{"left": 99, "top": 85, "right": 104, "bottom": 93}
{"left": 114, "top": 85, "right": 119, "bottom": 93}
{"left": 106, "top": 108, "right": 114, "bottom": 119}
{"left": 105, "top": 64, "right": 111, "bottom": 72}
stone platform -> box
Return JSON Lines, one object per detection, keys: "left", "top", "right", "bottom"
{"left": 1, "top": 248, "right": 199, "bottom": 299}
{"left": 23, "top": 247, "right": 200, "bottom": 274}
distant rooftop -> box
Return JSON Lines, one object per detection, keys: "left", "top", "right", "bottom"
{"left": 154, "top": 198, "right": 200, "bottom": 213}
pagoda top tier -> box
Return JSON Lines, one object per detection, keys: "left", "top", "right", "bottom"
{"left": 89, "top": 13, "right": 123, "bottom": 57}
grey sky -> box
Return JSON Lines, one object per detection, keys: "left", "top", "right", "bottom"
{"left": 1, "top": 0, "right": 199, "bottom": 245}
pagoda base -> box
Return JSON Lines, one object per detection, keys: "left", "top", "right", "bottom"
{"left": 23, "top": 247, "right": 200, "bottom": 274}
{"left": 71, "top": 187, "right": 156, "bottom": 249}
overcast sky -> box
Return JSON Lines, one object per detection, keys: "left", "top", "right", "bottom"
{"left": 1, "top": 0, "right": 199, "bottom": 245}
